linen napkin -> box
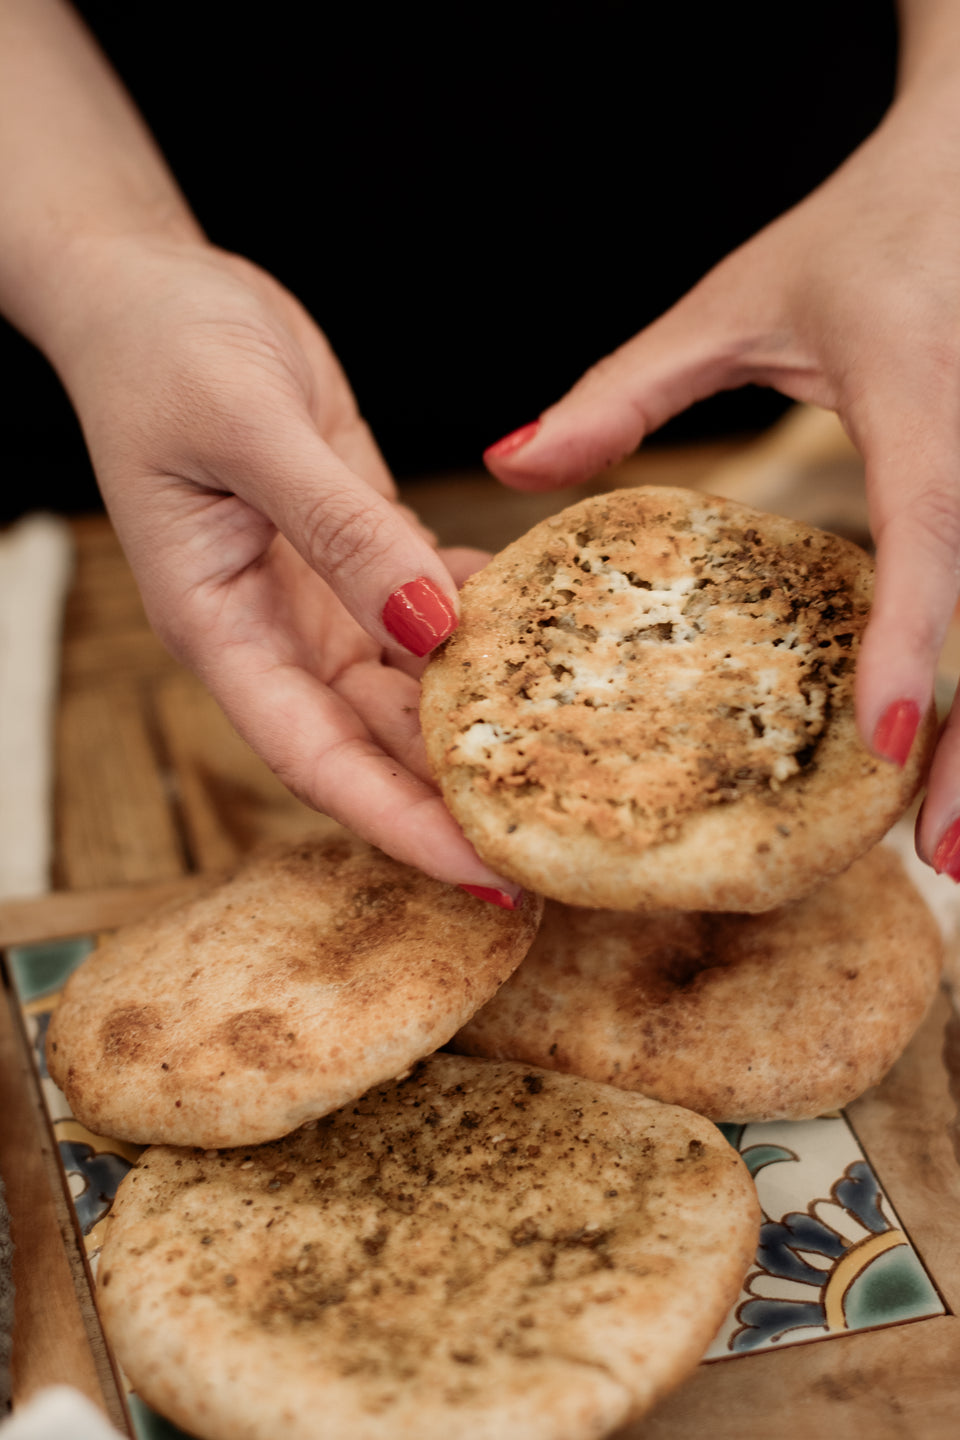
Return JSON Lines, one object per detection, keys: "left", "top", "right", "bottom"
{"left": 0, "top": 1387, "right": 121, "bottom": 1439}
{"left": 0, "top": 515, "right": 72, "bottom": 900}
{"left": 0, "top": 514, "right": 72, "bottom": 1420}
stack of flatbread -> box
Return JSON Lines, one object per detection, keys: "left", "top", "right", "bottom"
{"left": 47, "top": 488, "right": 942, "bottom": 1440}
{"left": 423, "top": 487, "right": 942, "bottom": 1122}
{"left": 49, "top": 831, "right": 760, "bottom": 1440}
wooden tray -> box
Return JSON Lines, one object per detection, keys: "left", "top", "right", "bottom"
{"left": 0, "top": 883, "right": 205, "bottom": 1433}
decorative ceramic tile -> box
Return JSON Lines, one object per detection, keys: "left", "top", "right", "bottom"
{"left": 124, "top": 1397, "right": 187, "bottom": 1440}
{"left": 704, "top": 1116, "right": 944, "bottom": 1358}
{"left": 3, "top": 938, "right": 947, "bottom": 1436}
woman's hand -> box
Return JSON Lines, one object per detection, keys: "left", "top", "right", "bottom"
{"left": 0, "top": 4, "right": 519, "bottom": 896}
{"left": 51, "top": 237, "right": 518, "bottom": 899}
{"left": 484, "top": 81, "right": 960, "bottom": 878}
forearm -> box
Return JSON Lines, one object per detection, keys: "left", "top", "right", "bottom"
{"left": 896, "top": 0, "right": 960, "bottom": 97}
{"left": 0, "top": 0, "right": 202, "bottom": 362}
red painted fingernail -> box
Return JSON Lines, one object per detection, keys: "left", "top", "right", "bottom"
{"left": 459, "top": 884, "right": 523, "bottom": 910}
{"left": 872, "top": 699, "right": 921, "bottom": 768}
{"left": 484, "top": 420, "right": 541, "bottom": 462}
{"left": 933, "top": 817, "right": 960, "bottom": 881}
{"left": 381, "top": 577, "right": 457, "bottom": 657}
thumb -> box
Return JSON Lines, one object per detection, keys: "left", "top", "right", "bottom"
{"left": 850, "top": 400, "right": 960, "bottom": 840}
{"left": 225, "top": 417, "right": 461, "bottom": 657}
{"left": 483, "top": 287, "right": 753, "bottom": 492}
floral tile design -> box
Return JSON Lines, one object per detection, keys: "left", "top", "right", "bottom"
{"left": 3, "top": 938, "right": 948, "bottom": 1435}
{"left": 704, "top": 1116, "right": 943, "bottom": 1359}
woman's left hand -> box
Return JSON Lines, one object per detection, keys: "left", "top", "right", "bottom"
{"left": 484, "top": 83, "right": 960, "bottom": 877}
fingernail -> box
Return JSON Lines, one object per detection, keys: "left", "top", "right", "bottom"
{"left": 382, "top": 577, "right": 457, "bottom": 657}
{"left": 932, "top": 817, "right": 960, "bottom": 881}
{"left": 872, "top": 699, "right": 921, "bottom": 768}
{"left": 459, "top": 884, "right": 524, "bottom": 910}
{"left": 484, "top": 420, "right": 541, "bottom": 462}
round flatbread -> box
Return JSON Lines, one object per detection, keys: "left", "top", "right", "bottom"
{"left": 46, "top": 834, "right": 543, "bottom": 1148}
{"left": 421, "top": 487, "right": 932, "bottom": 910}
{"left": 97, "top": 1054, "right": 760, "bottom": 1440}
{"left": 454, "top": 847, "right": 943, "bottom": 1122}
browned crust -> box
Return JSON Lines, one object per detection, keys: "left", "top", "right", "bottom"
{"left": 46, "top": 835, "right": 543, "bottom": 1148}
{"left": 97, "top": 1055, "right": 760, "bottom": 1440}
{"left": 454, "top": 847, "right": 944, "bottom": 1122}
{"left": 421, "top": 487, "right": 932, "bottom": 910}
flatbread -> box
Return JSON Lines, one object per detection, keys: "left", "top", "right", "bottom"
{"left": 455, "top": 846, "right": 943, "bottom": 1122}
{"left": 421, "top": 487, "right": 933, "bottom": 910}
{"left": 97, "top": 1054, "right": 760, "bottom": 1440}
{"left": 46, "top": 834, "right": 543, "bottom": 1148}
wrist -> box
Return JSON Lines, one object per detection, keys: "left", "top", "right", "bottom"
{"left": 857, "top": 74, "right": 960, "bottom": 186}
{"left": 896, "top": 0, "right": 960, "bottom": 97}
{"left": 12, "top": 224, "right": 209, "bottom": 382}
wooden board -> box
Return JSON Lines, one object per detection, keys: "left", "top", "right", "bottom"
{"left": 55, "top": 684, "right": 186, "bottom": 890}
{"left": 0, "top": 975, "right": 128, "bottom": 1431}
{"left": 152, "top": 674, "right": 325, "bottom": 873}
{"left": 0, "top": 878, "right": 209, "bottom": 950}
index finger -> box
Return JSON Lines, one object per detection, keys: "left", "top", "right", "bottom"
{"left": 851, "top": 410, "right": 960, "bottom": 861}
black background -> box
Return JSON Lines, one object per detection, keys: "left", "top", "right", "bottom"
{"left": 1, "top": 2, "right": 898, "bottom": 523}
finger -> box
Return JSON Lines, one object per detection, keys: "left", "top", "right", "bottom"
{"left": 325, "top": 410, "right": 397, "bottom": 500}
{"left": 396, "top": 502, "right": 439, "bottom": 549}
{"left": 442, "top": 546, "right": 492, "bottom": 587}
{"left": 208, "top": 642, "right": 523, "bottom": 898}
{"left": 375, "top": 549, "right": 493, "bottom": 685}
{"left": 482, "top": 285, "right": 746, "bottom": 491}
{"left": 915, "top": 701, "right": 959, "bottom": 873}
{"left": 852, "top": 414, "right": 960, "bottom": 794}
{"left": 245, "top": 266, "right": 400, "bottom": 505}
{"left": 332, "top": 660, "right": 433, "bottom": 783}
{"left": 209, "top": 414, "right": 462, "bottom": 658}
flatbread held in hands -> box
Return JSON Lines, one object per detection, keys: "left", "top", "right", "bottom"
{"left": 421, "top": 487, "right": 933, "bottom": 911}
{"left": 97, "top": 1054, "right": 760, "bottom": 1440}
{"left": 46, "top": 834, "right": 542, "bottom": 1148}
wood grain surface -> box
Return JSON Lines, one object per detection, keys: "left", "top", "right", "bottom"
{"left": 0, "top": 984, "right": 127, "bottom": 1431}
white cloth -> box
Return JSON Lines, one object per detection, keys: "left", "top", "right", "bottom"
{"left": 0, "top": 1387, "right": 123, "bottom": 1439}
{"left": 0, "top": 516, "right": 72, "bottom": 900}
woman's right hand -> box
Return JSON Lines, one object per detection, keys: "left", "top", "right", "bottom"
{"left": 48, "top": 235, "right": 520, "bottom": 903}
